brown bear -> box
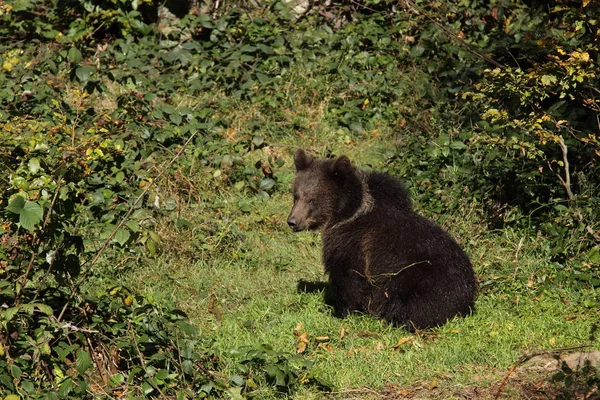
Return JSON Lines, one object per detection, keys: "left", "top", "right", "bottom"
{"left": 287, "top": 149, "right": 477, "bottom": 330}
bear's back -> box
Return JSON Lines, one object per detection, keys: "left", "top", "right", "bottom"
{"left": 366, "top": 171, "right": 412, "bottom": 212}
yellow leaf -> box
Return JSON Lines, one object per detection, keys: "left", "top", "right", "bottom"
{"left": 429, "top": 378, "right": 439, "bottom": 390}
{"left": 583, "top": 0, "right": 590, "bottom": 7}
{"left": 392, "top": 337, "right": 411, "bottom": 349}
{"left": 504, "top": 17, "right": 511, "bottom": 34}
{"left": 123, "top": 295, "right": 134, "bottom": 306}
{"left": 298, "top": 332, "right": 309, "bottom": 344}
{"left": 297, "top": 341, "right": 307, "bottom": 354}
{"left": 293, "top": 323, "right": 303, "bottom": 335}
{"left": 296, "top": 332, "right": 309, "bottom": 353}
{"left": 109, "top": 286, "right": 122, "bottom": 296}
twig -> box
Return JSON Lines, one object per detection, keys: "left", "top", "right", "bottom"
{"left": 85, "top": 335, "right": 107, "bottom": 385}
{"left": 57, "top": 130, "right": 199, "bottom": 322}
{"left": 128, "top": 321, "right": 166, "bottom": 397}
{"left": 511, "top": 237, "right": 524, "bottom": 280}
{"left": 556, "top": 137, "right": 575, "bottom": 205}
{"left": 353, "top": 260, "right": 431, "bottom": 286}
{"left": 128, "top": 321, "right": 147, "bottom": 370}
{"left": 57, "top": 320, "right": 100, "bottom": 334}
{"left": 585, "top": 225, "right": 600, "bottom": 242}
{"left": 494, "top": 344, "right": 592, "bottom": 400}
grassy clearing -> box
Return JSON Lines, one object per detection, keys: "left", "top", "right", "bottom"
{"left": 123, "top": 133, "right": 599, "bottom": 398}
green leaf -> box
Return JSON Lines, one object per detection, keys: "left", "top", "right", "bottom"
{"left": 142, "top": 380, "right": 154, "bottom": 395}
{"left": 126, "top": 220, "right": 140, "bottom": 233}
{"left": 76, "top": 350, "right": 93, "bottom": 374}
{"left": 259, "top": 178, "right": 275, "bottom": 191}
{"left": 58, "top": 378, "right": 74, "bottom": 397}
{"left": 275, "top": 370, "right": 286, "bottom": 386}
{"left": 161, "top": 104, "right": 175, "bottom": 114}
{"left": 0, "top": 376, "right": 14, "bottom": 392}
{"left": 68, "top": 47, "right": 82, "bottom": 64}
{"left": 33, "top": 303, "right": 53, "bottom": 315}
{"left": 256, "top": 73, "right": 269, "bottom": 84}
{"left": 113, "top": 229, "right": 130, "bottom": 246}
{"left": 200, "top": 383, "right": 213, "bottom": 394}
{"left": 182, "top": 359, "right": 193, "bottom": 375}
{"left": 229, "top": 375, "right": 244, "bottom": 386}
{"left": 541, "top": 74, "right": 557, "bottom": 86}
{"left": 6, "top": 196, "right": 25, "bottom": 214}
{"left": 21, "top": 380, "right": 34, "bottom": 393}
{"left": 226, "top": 387, "right": 244, "bottom": 400}
{"left": 175, "top": 320, "right": 198, "bottom": 336}
{"left": 252, "top": 136, "right": 264, "bottom": 146}
{"left": 109, "top": 373, "right": 125, "bottom": 386}
{"left": 450, "top": 141, "right": 466, "bottom": 150}
{"left": 257, "top": 44, "right": 274, "bottom": 55}
{"left": 75, "top": 66, "right": 94, "bottom": 82}
{"left": 169, "top": 112, "right": 182, "bottom": 125}
{"left": 28, "top": 158, "right": 41, "bottom": 174}
{"left": 11, "top": 364, "right": 22, "bottom": 379}
{"left": 20, "top": 201, "right": 44, "bottom": 232}
{"left": 263, "top": 364, "right": 279, "bottom": 377}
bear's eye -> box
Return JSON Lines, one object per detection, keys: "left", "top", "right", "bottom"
{"left": 308, "top": 199, "right": 316, "bottom": 205}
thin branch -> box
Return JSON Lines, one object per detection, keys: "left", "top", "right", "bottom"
{"left": 511, "top": 237, "right": 524, "bottom": 280}
{"left": 586, "top": 225, "right": 600, "bottom": 242}
{"left": 128, "top": 321, "right": 166, "bottom": 397}
{"left": 57, "top": 130, "right": 199, "bottom": 322}
{"left": 556, "top": 137, "right": 575, "bottom": 205}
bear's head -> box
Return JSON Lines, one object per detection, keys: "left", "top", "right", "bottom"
{"left": 287, "top": 149, "right": 361, "bottom": 231}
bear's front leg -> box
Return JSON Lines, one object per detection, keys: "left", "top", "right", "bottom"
{"left": 325, "top": 270, "right": 369, "bottom": 318}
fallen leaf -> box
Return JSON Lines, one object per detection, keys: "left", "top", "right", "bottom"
{"left": 340, "top": 326, "right": 346, "bottom": 339}
{"left": 298, "top": 332, "right": 309, "bottom": 344}
{"left": 318, "top": 343, "right": 334, "bottom": 352}
{"left": 297, "top": 341, "right": 307, "bottom": 354}
{"left": 429, "top": 378, "right": 438, "bottom": 390}
{"left": 296, "top": 331, "right": 310, "bottom": 354}
{"left": 392, "top": 337, "right": 411, "bottom": 349}
{"left": 355, "top": 331, "right": 379, "bottom": 338}
{"left": 293, "top": 323, "right": 303, "bottom": 336}
{"left": 315, "top": 336, "right": 330, "bottom": 342}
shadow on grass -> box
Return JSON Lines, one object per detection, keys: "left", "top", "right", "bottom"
{"left": 297, "top": 279, "right": 327, "bottom": 294}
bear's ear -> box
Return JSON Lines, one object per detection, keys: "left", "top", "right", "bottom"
{"left": 294, "top": 149, "right": 313, "bottom": 171}
{"left": 330, "top": 155, "right": 353, "bottom": 178}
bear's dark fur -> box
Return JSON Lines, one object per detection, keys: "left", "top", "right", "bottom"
{"left": 287, "top": 149, "right": 477, "bottom": 330}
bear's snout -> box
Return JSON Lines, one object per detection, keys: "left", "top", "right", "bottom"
{"left": 287, "top": 217, "right": 300, "bottom": 231}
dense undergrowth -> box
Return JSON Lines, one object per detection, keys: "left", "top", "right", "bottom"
{"left": 1, "top": 0, "right": 599, "bottom": 398}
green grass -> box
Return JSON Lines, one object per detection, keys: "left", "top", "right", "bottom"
{"left": 122, "top": 136, "right": 599, "bottom": 398}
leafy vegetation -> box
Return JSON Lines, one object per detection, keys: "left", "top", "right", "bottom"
{"left": 1, "top": 0, "right": 598, "bottom": 398}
